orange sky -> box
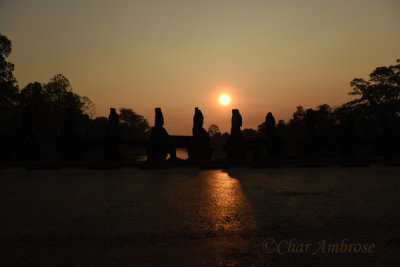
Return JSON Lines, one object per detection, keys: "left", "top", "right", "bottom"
{"left": 1, "top": 0, "right": 399, "bottom": 134}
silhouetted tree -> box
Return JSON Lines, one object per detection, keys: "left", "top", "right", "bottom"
{"left": 257, "top": 122, "right": 265, "bottom": 134}
{"left": 0, "top": 34, "right": 18, "bottom": 107}
{"left": 348, "top": 60, "right": 400, "bottom": 114}
{"left": 207, "top": 124, "right": 221, "bottom": 137}
{"left": 242, "top": 128, "right": 258, "bottom": 138}
{"left": 317, "top": 104, "right": 339, "bottom": 156}
{"left": 291, "top": 106, "right": 306, "bottom": 123}
{"left": 81, "top": 96, "right": 96, "bottom": 119}
{"left": 207, "top": 124, "right": 226, "bottom": 159}
{"left": 19, "top": 82, "right": 48, "bottom": 160}
{"left": 343, "top": 59, "right": 400, "bottom": 156}
{"left": 18, "top": 74, "right": 94, "bottom": 161}
{"left": 119, "top": 108, "right": 150, "bottom": 138}
{"left": 0, "top": 34, "right": 19, "bottom": 162}
{"left": 284, "top": 106, "right": 306, "bottom": 157}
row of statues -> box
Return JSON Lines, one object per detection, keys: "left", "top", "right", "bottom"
{"left": 68, "top": 106, "right": 349, "bottom": 162}
{"left": 17, "top": 104, "right": 324, "bottom": 163}
{"left": 145, "top": 107, "right": 277, "bottom": 161}
{"left": 14, "top": 103, "right": 398, "bottom": 164}
{"left": 144, "top": 108, "right": 336, "bottom": 162}
{"left": 146, "top": 107, "right": 212, "bottom": 161}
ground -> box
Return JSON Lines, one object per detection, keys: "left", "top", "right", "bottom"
{"left": 1, "top": 166, "right": 399, "bottom": 266}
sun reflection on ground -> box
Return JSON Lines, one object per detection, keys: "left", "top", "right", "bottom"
{"left": 199, "top": 170, "right": 257, "bottom": 232}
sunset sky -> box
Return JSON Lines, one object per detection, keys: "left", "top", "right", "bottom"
{"left": 1, "top": 0, "right": 399, "bottom": 134}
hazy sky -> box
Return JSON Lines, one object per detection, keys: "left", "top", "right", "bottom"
{"left": 1, "top": 0, "right": 399, "bottom": 134}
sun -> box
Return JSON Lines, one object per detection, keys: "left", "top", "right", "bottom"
{"left": 218, "top": 94, "right": 231, "bottom": 106}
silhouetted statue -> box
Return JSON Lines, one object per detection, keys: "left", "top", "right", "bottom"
{"left": 305, "top": 108, "right": 318, "bottom": 157}
{"left": 20, "top": 95, "right": 59, "bottom": 162}
{"left": 376, "top": 111, "right": 397, "bottom": 157}
{"left": 263, "top": 112, "right": 282, "bottom": 157}
{"left": 193, "top": 107, "right": 203, "bottom": 129}
{"left": 108, "top": 108, "right": 120, "bottom": 131}
{"left": 155, "top": 107, "right": 164, "bottom": 128}
{"left": 340, "top": 113, "right": 357, "bottom": 157}
{"left": 188, "top": 107, "right": 212, "bottom": 160}
{"left": 21, "top": 106, "right": 36, "bottom": 160}
{"left": 231, "top": 109, "right": 242, "bottom": 134}
{"left": 104, "top": 108, "right": 121, "bottom": 160}
{"left": 146, "top": 108, "right": 175, "bottom": 161}
{"left": 224, "top": 109, "right": 246, "bottom": 160}
{"left": 58, "top": 107, "right": 83, "bottom": 160}
{"left": 265, "top": 112, "right": 276, "bottom": 138}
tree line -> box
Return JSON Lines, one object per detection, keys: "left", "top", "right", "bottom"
{"left": 0, "top": 34, "right": 150, "bottom": 162}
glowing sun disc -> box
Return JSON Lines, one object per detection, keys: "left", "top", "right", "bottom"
{"left": 218, "top": 94, "right": 231, "bottom": 105}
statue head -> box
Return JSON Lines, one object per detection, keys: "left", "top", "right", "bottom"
{"left": 155, "top": 107, "right": 164, "bottom": 127}
{"left": 193, "top": 107, "right": 204, "bottom": 128}
{"left": 108, "top": 107, "right": 119, "bottom": 127}
{"left": 231, "top": 109, "right": 242, "bottom": 128}
{"left": 265, "top": 112, "right": 276, "bottom": 127}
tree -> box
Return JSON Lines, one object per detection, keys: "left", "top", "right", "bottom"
{"left": 242, "top": 128, "right": 258, "bottom": 138}
{"left": 0, "top": 34, "right": 19, "bottom": 161}
{"left": 44, "top": 74, "right": 80, "bottom": 109}
{"left": 19, "top": 82, "right": 45, "bottom": 107}
{"left": 81, "top": 96, "right": 95, "bottom": 119}
{"left": 207, "top": 124, "right": 221, "bottom": 137}
{"left": 316, "top": 104, "right": 333, "bottom": 116}
{"left": 0, "top": 33, "right": 18, "bottom": 108}
{"left": 291, "top": 106, "right": 306, "bottom": 123}
{"left": 119, "top": 108, "right": 150, "bottom": 138}
{"left": 19, "top": 75, "right": 95, "bottom": 147}
{"left": 257, "top": 122, "right": 265, "bottom": 134}
{"left": 343, "top": 60, "right": 400, "bottom": 156}
{"left": 348, "top": 59, "right": 400, "bottom": 117}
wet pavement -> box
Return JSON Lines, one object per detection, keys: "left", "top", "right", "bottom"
{"left": 1, "top": 166, "right": 399, "bottom": 266}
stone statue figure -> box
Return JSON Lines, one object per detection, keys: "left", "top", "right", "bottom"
{"left": 188, "top": 107, "right": 212, "bottom": 160}
{"left": 147, "top": 108, "right": 175, "bottom": 161}
{"left": 224, "top": 109, "right": 246, "bottom": 160}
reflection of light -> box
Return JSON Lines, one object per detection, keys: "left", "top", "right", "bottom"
{"left": 200, "top": 170, "right": 256, "bottom": 232}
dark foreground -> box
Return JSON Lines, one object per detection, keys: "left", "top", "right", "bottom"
{"left": 1, "top": 166, "right": 399, "bottom": 266}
